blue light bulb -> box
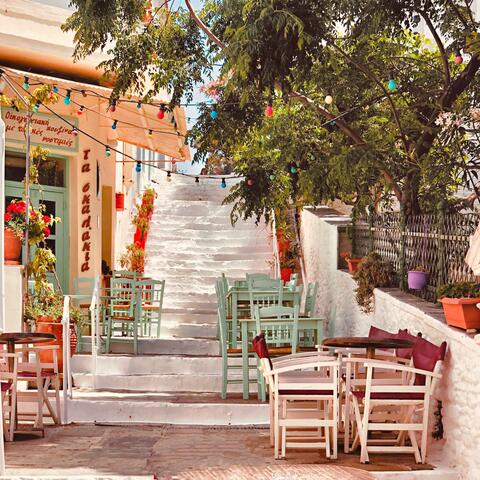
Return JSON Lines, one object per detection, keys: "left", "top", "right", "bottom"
{"left": 112, "top": 120, "right": 117, "bottom": 130}
{"left": 64, "top": 96, "right": 71, "bottom": 106}
{"left": 210, "top": 109, "right": 218, "bottom": 120}
{"left": 290, "top": 165, "right": 297, "bottom": 174}
{"left": 388, "top": 78, "right": 397, "bottom": 91}
{"left": 136, "top": 162, "right": 142, "bottom": 173}
{"left": 53, "top": 86, "right": 59, "bottom": 93}
{"left": 220, "top": 178, "right": 226, "bottom": 189}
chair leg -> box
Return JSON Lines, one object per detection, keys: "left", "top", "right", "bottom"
{"left": 274, "top": 393, "right": 280, "bottom": 459}
{"left": 54, "top": 375, "right": 61, "bottom": 424}
{"left": 281, "top": 399, "right": 287, "bottom": 459}
{"left": 221, "top": 355, "right": 228, "bottom": 400}
{"left": 105, "top": 318, "right": 112, "bottom": 353}
{"left": 408, "top": 429, "right": 422, "bottom": 464}
{"left": 42, "top": 378, "right": 59, "bottom": 425}
{"left": 332, "top": 397, "right": 338, "bottom": 460}
{"left": 360, "top": 402, "right": 370, "bottom": 464}
{"left": 269, "top": 394, "right": 274, "bottom": 446}
{"left": 344, "top": 388, "right": 351, "bottom": 453}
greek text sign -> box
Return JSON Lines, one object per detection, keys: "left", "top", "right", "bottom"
{"left": 2, "top": 108, "right": 79, "bottom": 152}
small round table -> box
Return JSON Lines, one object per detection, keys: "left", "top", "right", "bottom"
{"left": 0, "top": 332, "right": 56, "bottom": 371}
{"left": 322, "top": 336, "right": 413, "bottom": 359}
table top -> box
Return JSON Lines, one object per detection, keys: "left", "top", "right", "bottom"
{"left": 0, "top": 332, "right": 56, "bottom": 344}
{"left": 322, "top": 336, "right": 413, "bottom": 350}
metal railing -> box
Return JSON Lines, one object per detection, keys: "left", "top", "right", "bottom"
{"left": 61, "top": 295, "right": 72, "bottom": 424}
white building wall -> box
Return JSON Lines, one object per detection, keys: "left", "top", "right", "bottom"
{"left": 301, "top": 207, "right": 480, "bottom": 480}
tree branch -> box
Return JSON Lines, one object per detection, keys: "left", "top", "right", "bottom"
{"left": 445, "top": 0, "right": 470, "bottom": 28}
{"left": 420, "top": 10, "right": 450, "bottom": 89}
{"left": 184, "top": 0, "right": 225, "bottom": 48}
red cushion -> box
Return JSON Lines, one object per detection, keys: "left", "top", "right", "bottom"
{"left": 252, "top": 333, "right": 272, "bottom": 369}
{"left": 412, "top": 338, "right": 447, "bottom": 386}
{"left": 17, "top": 369, "right": 55, "bottom": 378}
{"left": 353, "top": 390, "right": 424, "bottom": 401}
{"left": 279, "top": 389, "right": 333, "bottom": 396}
{"left": 368, "top": 326, "right": 397, "bottom": 352}
{"left": 1, "top": 382, "right": 12, "bottom": 392}
{"left": 395, "top": 329, "right": 422, "bottom": 359}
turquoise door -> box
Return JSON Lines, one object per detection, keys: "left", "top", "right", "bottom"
{"left": 5, "top": 151, "right": 69, "bottom": 292}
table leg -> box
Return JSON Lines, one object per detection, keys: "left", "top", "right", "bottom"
{"left": 232, "top": 292, "right": 238, "bottom": 349}
{"left": 7, "top": 340, "right": 18, "bottom": 432}
{"left": 242, "top": 321, "right": 249, "bottom": 400}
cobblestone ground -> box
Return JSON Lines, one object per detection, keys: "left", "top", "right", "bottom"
{"left": 4, "top": 424, "right": 433, "bottom": 479}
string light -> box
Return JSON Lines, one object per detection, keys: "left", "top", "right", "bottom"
{"left": 147, "top": 129, "right": 153, "bottom": 138}
{"left": 23, "top": 76, "right": 29, "bottom": 90}
{"left": 455, "top": 50, "right": 463, "bottom": 65}
{"left": 109, "top": 100, "right": 117, "bottom": 113}
{"left": 81, "top": 90, "right": 87, "bottom": 98}
{"left": 136, "top": 100, "right": 142, "bottom": 109}
{"left": 269, "top": 174, "right": 275, "bottom": 180}
{"left": 220, "top": 178, "right": 227, "bottom": 189}
{"left": 247, "top": 178, "right": 254, "bottom": 186}
{"left": 32, "top": 101, "right": 40, "bottom": 113}
{"left": 325, "top": 95, "right": 333, "bottom": 105}
{"left": 157, "top": 105, "right": 165, "bottom": 119}
{"left": 72, "top": 127, "right": 78, "bottom": 136}
{"left": 64, "top": 90, "right": 72, "bottom": 105}
{"left": 112, "top": 120, "right": 118, "bottom": 130}
{"left": 210, "top": 107, "right": 218, "bottom": 120}
{"left": 166, "top": 171, "right": 172, "bottom": 182}
{"left": 195, "top": 176, "right": 199, "bottom": 184}
{"left": 53, "top": 85, "right": 59, "bottom": 93}
{"left": 290, "top": 165, "right": 297, "bottom": 174}
{"left": 105, "top": 146, "right": 111, "bottom": 157}
{"left": 387, "top": 73, "right": 397, "bottom": 91}
{"left": 76, "top": 106, "right": 84, "bottom": 116}
{"left": 265, "top": 103, "right": 274, "bottom": 117}
{"left": 136, "top": 161, "right": 142, "bottom": 173}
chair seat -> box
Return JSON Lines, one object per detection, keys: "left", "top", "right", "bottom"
{"left": 110, "top": 315, "right": 135, "bottom": 321}
{"left": 279, "top": 389, "right": 333, "bottom": 395}
{"left": 227, "top": 347, "right": 256, "bottom": 354}
{"left": 18, "top": 369, "right": 56, "bottom": 378}
{"left": 352, "top": 390, "right": 424, "bottom": 401}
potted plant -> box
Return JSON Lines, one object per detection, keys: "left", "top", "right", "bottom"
{"left": 353, "top": 253, "right": 395, "bottom": 313}
{"left": 408, "top": 265, "right": 429, "bottom": 290}
{"left": 340, "top": 251, "right": 364, "bottom": 273}
{"left": 119, "top": 242, "right": 146, "bottom": 273}
{"left": 4, "top": 199, "right": 59, "bottom": 264}
{"left": 438, "top": 282, "right": 480, "bottom": 330}
{"left": 280, "top": 244, "right": 298, "bottom": 284}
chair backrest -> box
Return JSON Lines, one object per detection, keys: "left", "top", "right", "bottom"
{"left": 112, "top": 270, "right": 139, "bottom": 280}
{"left": 303, "top": 281, "right": 318, "bottom": 316}
{"left": 19, "top": 345, "right": 59, "bottom": 376}
{"left": 137, "top": 278, "right": 165, "bottom": 305}
{"left": 0, "top": 352, "right": 20, "bottom": 384}
{"left": 248, "top": 278, "right": 284, "bottom": 315}
{"left": 412, "top": 337, "right": 447, "bottom": 388}
{"left": 215, "top": 279, "right": 229, "bottom": 355}
{"left": 109, "top": 277, "right": 138, "bottom": 318}
{"left": 73, "top": 277, "right": 95, "bottom": 296}
{"left": 254, "top": 304, "right": 299, "bottom": 351}
{"left": 246, "top": 273, "right": 271, "bottom": 282}
{"left": 285, "top": 273, "right": 299, "bottom": 291}
{"left": 395, "top": 329, "right": 422, "bottom": 359}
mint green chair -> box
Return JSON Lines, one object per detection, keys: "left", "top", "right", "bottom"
{"left": 303, "top": 281, "right": 319, "bottom": 317}
{"left": 137, "top": 278, "right": 165, "bottom": 337}
{"left": 105, "top": 277, "right": 142, "bottom": 354}
{"left": 245, "top": 273, "right": 271, "bottom": 282}
{"left": 216, "top": 279, "right": 258, "bottom": 399}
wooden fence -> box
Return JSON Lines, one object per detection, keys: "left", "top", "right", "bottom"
{"left": 352, "top": 210, "right": 479, "bottom": 302}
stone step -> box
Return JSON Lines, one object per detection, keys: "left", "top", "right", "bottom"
{"left": 147, "top": 244, "right": 271, "bottom": 255}
{"left": 161, "top": 309, "right": 217, "bottom": 322}
{"left": 162, "top": 322, "right": 217, "bottom": 338}
{"left": 80, "top": 337, "right": 219, "bottom": 356}
{"left": 67, "top": 390, "right": 268, "bottom": 425}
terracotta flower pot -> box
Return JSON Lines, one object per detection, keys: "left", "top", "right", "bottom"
{"left": 35, "top": 317, "right": 65, "bottom": 372}
{"left": 280, "top": 268, "right": 293, "bottom": 284}
{"left": 408, "top": 271, "right": 429, "bottom": 290}
{"left": 439, "top": 297, "right": 480, "bottom": 330}
{"left": 4, "top": 228, "right": 22, "bottom": 265}
{"left": 115, "top": 193, "right": 125, "bottom": 211}
{"left": 346, "top": 258, "right": 363, "bottom": 273}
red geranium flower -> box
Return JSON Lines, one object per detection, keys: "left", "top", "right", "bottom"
{"left": 6, "top": 204, "right": 15, "bottom": 213}
{"left": 30, "top": 211, "right": 38, "bottom": 218}
{"left": 4, "top": 213, "right": 12, "bottom": 221}
{"left": 15, "top": 201, "right": 26, "bottom": 213}
{"left": 43, "top": 215, "right": 51, "bottom": 223}
{"left": 43, "top": 227, "right": 51, "bottom": 238}
{"left": 134, "top": 241, "right": 142, "bottom": 248}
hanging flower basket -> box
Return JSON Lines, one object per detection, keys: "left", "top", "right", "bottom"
{"left": 407, "top": 271, "right": 429, "bottom": 290}
{"left": 4, "top": 228, "right": 22, "bottom": 265}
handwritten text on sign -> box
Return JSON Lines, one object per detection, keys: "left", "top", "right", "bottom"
{"left": 2, "top": 108, "right": 78, "bottom": 152}
{"left": 80, "top": 149, "right": 92, "bottom": 273}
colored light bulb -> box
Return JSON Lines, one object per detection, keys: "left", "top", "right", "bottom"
{"left": 137, "top": 100, "right": 142, "bottom": 109}
{"left": 23, "top": 77, "right": 29, "bottom": 90}
{"left": 72, "top": 127, "right": 78, "bottom": 136}
{"left": 265, "top": 105, "right": 274, "bottom": 117}
{"left": 112, "top": 120, "right": 118, "bottom": 130}
{"left": 32, "top": 102, "right": 40, "bottom": 113}
{"left": 64, "top": 90, "right": 71, "bottom": 105}
{"left": 157, "top": 106, "right": 165, "bottom": 119}
{"left": 247, "top": 178, "right": 254, "bottom": 186}
{"left": 109, "top": 101, "right": 116, "bottom": 113}
{"left": 147, "top": 130, "right": 153, "bottom": 138}
{"left": 290, "top": 165, "right": 297, "bottom": 174}
{"left": 387, "top": 78, "right": 397, "bottom": 91}
{"left": 220, "top": 178, "right": 227, "bottom": 189}
{"left": 136, "top": 162, "right": 142, "bottom": 173}
{"left": 210, "top": 109, "right": 218, "bottom": 120}
{"left": 105, "top": 147, "right": 111, "bottom": 157}
{"left": 195, "top": 177, "right": 199, "bottom": 184}
{"left": 269, "top": 174, "right": 275, "bottom": 180}
{"left": 53, "top": 85, "right": 59, "bottom": 93}
{"left": 325, "top": 95, "right": 333, "bottom": 105}
{"left": 166, "top": 171, "right": 172, "bottom": 182}
{"left": 77, "top": 106, "right": 84, "bottom": 116}
{"left": 454, "top": 51, "right": 463, "bottom": 65}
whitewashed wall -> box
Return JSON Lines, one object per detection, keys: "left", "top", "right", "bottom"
{"left": 301, "top": 207, "right": 480, "bottom": 480}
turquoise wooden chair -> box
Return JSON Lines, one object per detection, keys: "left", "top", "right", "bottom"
{"left": 112, "top": 270, "right": 139, "bottom": 280}
{"left": 285, "top": 273, "right": 299, "bottom": 291}
{"left": 137, "top": 278, "right": 165, "bottom": 337}
{"left": 105, "top": 277, "right": 142, "bottom": 354}
{"left": 253, "top": 304, "right": 300, "bottom": 401}
{"left": 248, "top": 278, "right": 284, "bottom": 318}
{"left": 302, "top": 281, "right": 319, "bottom": 317}
{"left": 216, "top": 279, "right": 258, "bottom": 399}
{"left": 246, "top": 273, "right": 271, "bottom": 282}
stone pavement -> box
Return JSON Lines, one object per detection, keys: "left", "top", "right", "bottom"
{"left": 4, "top": 424, "right": 435, "bottom": 479}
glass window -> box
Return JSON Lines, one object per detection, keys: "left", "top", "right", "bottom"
{"left": 5, "top": 151, "right": 65, "bottom": 187}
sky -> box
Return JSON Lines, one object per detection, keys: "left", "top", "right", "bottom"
{"left": 37, "top": 0, "right": 211, "bottom": 174}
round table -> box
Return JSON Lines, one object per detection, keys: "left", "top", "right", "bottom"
{"left": 322, "top": 336, "right": 413, "bottom": 359}
{"left": 0, "top": 332, "right": 55, "bottom": 371}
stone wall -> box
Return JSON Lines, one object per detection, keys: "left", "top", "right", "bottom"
{"left": 301, "top": 206, "right": 480, "bottom": 479}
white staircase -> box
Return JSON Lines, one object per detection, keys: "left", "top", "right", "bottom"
{"left": 69, "top": 175, "right": 272, "bottom": 425}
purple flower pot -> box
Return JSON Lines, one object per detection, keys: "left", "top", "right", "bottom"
{"left": 407, "top": 271, "right": 428, "bottom": 290}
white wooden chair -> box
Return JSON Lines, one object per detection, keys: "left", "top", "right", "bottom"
{"left": 253, "top": 333, "right": 340, "bottom": 460}
{"left": 349, "top": 337, "right": 447, "bottom": 464}
{"left": 17, "top": 345, "right": 61, "bottom": 430}
{"left": 0, "top": 352, "right": 21, "bottom": 441}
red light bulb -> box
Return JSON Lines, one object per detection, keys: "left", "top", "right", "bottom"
{"left": 454, "top": 52, "right": 463, "bottom": 65}
{"left": 247, "top": 178, "right": 254, "bottom": 186}
{"left": 157, "top": 107, "right": 165, "bottom": 120}
{"left": 265, "top": 105, "right": 274, "bottom": 117}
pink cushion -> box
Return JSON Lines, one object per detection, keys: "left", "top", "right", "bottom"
{"left": 1, "top": 382, "right": 11, "bottom": 392}
{"left": 17, "top": 369, "right": 55, "bottom": 378}
{"left": 252, "top": 333, "right": 272, "bottom": 369}
{"left": 412, "top": 338, "right": 447, "bottom": 386}
{"left": 279, "top": 389, "right": 333, "bottom": 396}
{"left": 368, "top": 326, "right": 397, "bottom": 352}
{"left": 395, "top": 329, "right": 422, "bottom": 359}
{"left": 353, "top": 390, "right": 424, "bottom": 401}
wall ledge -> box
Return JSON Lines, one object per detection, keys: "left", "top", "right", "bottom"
{"left": 337, "top": 269, "right": 480, "bottom": 353}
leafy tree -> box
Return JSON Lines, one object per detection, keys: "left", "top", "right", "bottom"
{"left": 64, "top": 0, "right": 480, "bottom": 219}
